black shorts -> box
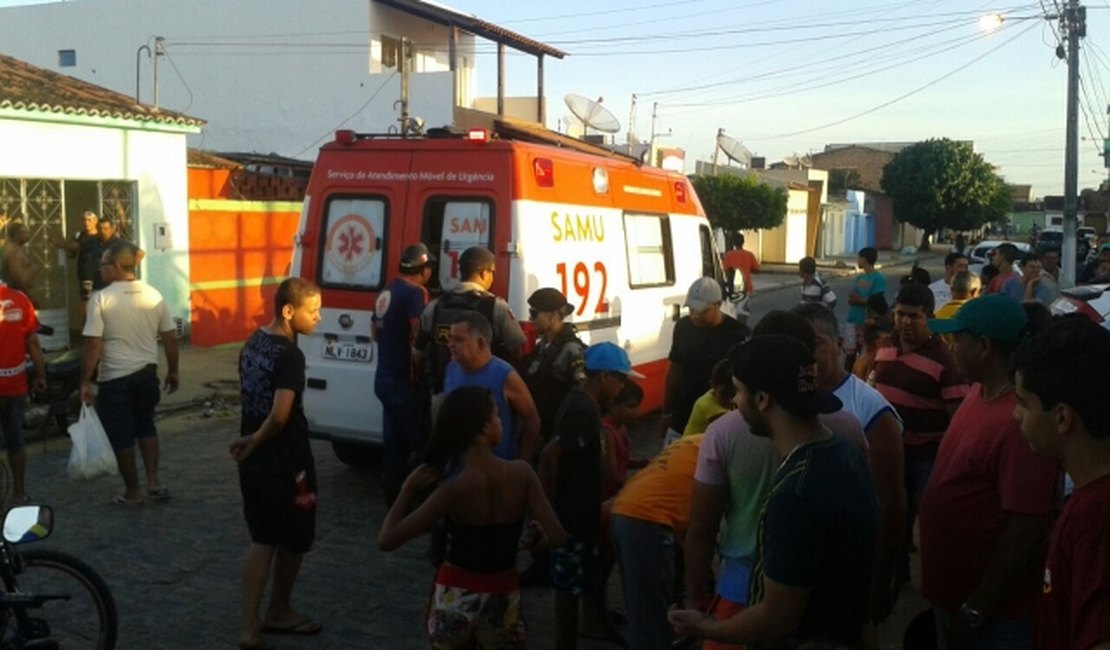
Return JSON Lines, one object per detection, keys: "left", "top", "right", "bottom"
{"left": 238, "top": 467, "right": 317, "bottom": 554}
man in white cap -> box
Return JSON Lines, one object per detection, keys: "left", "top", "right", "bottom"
{"left": 660, "top": 277, "right": 750, "bottom": 443}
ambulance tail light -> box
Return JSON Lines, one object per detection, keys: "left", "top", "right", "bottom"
{"left": 533, "top": 158, "right": 554, "bottom": 187}
{"left": 519, "top": 321, "right": 537, "bottom": 357}
{"left": 466, "top": 128, "right": 490, "bottom": 143}
{"left": 335, "top": 130, "right": 357, "bottom": 145}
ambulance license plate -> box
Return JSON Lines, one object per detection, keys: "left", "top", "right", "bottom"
{"left": 323, "top": 341, "right": 372, "bottom": 363}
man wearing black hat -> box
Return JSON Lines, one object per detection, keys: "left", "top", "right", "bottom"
{"left": 670, "top": 335, "right": 876, "bottom": 648}
{"left": 523, "top": 288, "right": 586, "bottom": 444}
{"left": 373, "top": 243, "right": 435, "bottom": 506}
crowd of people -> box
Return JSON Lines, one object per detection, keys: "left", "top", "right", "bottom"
{"left": 6, "top": 225, "right": 1107, "bottom": 650}
{"left": 226, "top": 242, "right": 1107, "bottom": 650}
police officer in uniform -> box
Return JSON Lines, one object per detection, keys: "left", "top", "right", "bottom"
{"left": 522, "top": 288, "right": 585, "bottom": 444}
{"left": 373, "top": 243, "right": 434, "bottom": 506}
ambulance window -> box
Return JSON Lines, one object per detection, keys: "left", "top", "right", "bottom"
{"left": 623, "top": 213, "right": 674, "bottom": 288}
{"left": 698, "top": 225, "right": 719, "bottom": 280}
{"left": 318, "top": 196, "right": 387, "bottom": 290}
{"left": 422, "top": 197, "right": 493, "bottom": 292}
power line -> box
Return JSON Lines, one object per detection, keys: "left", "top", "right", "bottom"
{"left": 755, "top": 19, "right": 1039, "bottom": 140}
{"left": 291, "top": 71, "right": 398, "bottom": 159}
{"left": 657, "top": 22, "right": 1010, "bottom": 110}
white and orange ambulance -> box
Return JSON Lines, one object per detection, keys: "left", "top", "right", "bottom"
{"left": 291, "top": 121, "right": 725, "bottom": 465}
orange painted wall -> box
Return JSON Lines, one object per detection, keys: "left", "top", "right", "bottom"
{"left": 188, "top": 167, "right": 300, "bottom": 347}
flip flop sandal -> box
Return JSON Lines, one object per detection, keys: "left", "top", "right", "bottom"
{"left": 261, "top": 618, "right": 322, "bottom": 636}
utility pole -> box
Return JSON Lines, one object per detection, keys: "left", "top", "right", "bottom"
{"left": 627, "top": 93, "right": 637, "bottom": 156}
{"left": 1062, "top": 0, "right": 1085, "bottom": 282}
{"left": 152, "top": 36, "right": 165, "bottom": 110}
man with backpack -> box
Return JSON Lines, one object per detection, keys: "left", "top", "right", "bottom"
{"left": 413, "top": 246, "right": 526, "bottom": 398}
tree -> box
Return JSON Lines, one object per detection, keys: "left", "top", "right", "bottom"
{"left": 690, "top": 173, "right": 788, "bottom": 239}
{"left": 828, "top": 168, "right": 863, "bottom": 195}
{"left": 880, "top": 138, "right": 1010, "bottom": 250}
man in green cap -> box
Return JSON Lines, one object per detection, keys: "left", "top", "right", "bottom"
{"left": 919, "top": 294, "right": 1059, "bottom": 648}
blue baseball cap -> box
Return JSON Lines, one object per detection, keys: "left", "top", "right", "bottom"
{"left": 584, "top": 342, "right": 645, "bottom": 379}
{"left": 928, "top": 294, "right": 1028, "bottom": 343}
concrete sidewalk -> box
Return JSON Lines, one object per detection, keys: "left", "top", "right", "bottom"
{"left": 751, "top": 248, "right": 944, "bottom": 293}
{"left": 156, "top": 342, "right": 242, "bottom": 420}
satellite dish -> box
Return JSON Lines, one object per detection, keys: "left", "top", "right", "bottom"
{"left": 564, "top": 94, "right": 621, "bottom": 135}
{"left": 716, "top": 131, "right": 752, "bottom": 168}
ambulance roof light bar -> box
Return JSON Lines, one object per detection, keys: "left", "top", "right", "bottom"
{"left": 335, "top": 130, "right": 357, "bottom": 145}
{"left": 466, "top": 128, "right": 490, "bottom": 143}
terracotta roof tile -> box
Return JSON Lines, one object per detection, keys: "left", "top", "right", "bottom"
{"left": 0, "top": 52, "right": 204, "bottom": 128}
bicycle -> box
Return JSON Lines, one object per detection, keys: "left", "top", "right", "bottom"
{"left": 0, "top": 505, "right": 118, "bottom": 649}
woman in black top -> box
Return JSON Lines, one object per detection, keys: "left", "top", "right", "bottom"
{"left": 379, "top": 386, "right": 565, "bottom": 648}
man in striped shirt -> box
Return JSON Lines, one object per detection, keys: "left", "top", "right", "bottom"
{"left": 872, "top": 283, "right": 967, "bottom": 587}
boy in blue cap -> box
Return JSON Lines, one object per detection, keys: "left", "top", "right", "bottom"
{"left": 540, "top": 342, "right": 643, "bottom": 650}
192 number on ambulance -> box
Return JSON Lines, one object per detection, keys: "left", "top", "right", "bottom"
{"left": 556, "top": 261, "right": 608, "bottom": 316}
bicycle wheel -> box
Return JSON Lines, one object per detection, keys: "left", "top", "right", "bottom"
{"left": 13, "top": 548, "right": 118, "bottom": 650}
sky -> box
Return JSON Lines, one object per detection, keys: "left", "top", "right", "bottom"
{"left": 2, "top": 0, "right": 1108, "bottom": 197}
{"left": 461, "top": 0, "right": 1110, "bottom": 198}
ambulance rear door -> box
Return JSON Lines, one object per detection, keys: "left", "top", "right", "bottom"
{"left": 298, "top": 145, "right": 417, "bottom": 462}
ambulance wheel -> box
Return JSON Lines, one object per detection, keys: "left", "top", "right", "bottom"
{"left": 331, "top": 440, "right": 380, "bottom": 469}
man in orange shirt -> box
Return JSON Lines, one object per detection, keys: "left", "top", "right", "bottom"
{"left": 610, "top": 434, "right": 703, "bottom": 650}
{"left": 722, "top": 233, "right": 759, "bottom": 325}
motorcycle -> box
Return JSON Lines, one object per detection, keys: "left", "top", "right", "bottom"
{"left": 0, "top": 505, "right": 117, "bottom": 649}
{"left": 22, "top": 326, "right": 82, "bottom": 440}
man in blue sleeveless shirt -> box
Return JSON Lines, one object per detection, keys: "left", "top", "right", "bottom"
{"left": 442, "top": 311, "right": 540, "bottom": 463}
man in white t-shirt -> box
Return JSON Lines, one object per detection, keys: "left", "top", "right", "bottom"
{"left": 81, "top": 240, "right": 179, "bottom": 506}
{"left": 793, "top": 303, "right": 907, "bottom": 625}
{"left": 928, "top": 252, "right": 969, "bottom": 314}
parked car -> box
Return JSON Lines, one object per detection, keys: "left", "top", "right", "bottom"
{"left": 1050, "top": 282, "right": 1110, "bottom": 329}
{"left": 967, "top": 240, "right": 1032, "bottom": 275}
{"left": 1035, "top": 229, "right": 1091, "bottom": 260}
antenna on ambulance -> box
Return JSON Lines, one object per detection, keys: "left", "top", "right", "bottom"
{"left": 564, "top": 94, "right": 621, "bottom": 141}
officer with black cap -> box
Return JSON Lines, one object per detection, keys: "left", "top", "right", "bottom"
{"left": 373, "top": 242, "right": 435, "bottom": 506}
{"left": 522, "top": 288, "right": 586, "bottom": 445}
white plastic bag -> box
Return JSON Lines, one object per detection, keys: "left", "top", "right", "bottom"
{"left": 67, "top": 405, "right": 118, "bottom": 481}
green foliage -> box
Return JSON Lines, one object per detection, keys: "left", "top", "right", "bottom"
{"left": 691, "top": 173, "right": 788, "bottom": 234}
{"left": 828, "top": 168, "right": 863, "bottom": 195}
{"left": 880, "top": 138, "right": 1010, "bottom": 244}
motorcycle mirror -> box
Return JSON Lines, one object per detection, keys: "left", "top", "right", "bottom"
{"left": 2, "top": 505, "right": 54, "bottom": 544}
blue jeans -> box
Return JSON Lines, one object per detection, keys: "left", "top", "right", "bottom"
{"left": 374, "top": 373, "right": 425, "bottom": 505}
{"left": 900, "top": 443, "right": 938, "bottom": 583}
{"left": 611, "top": 514, "right": 676, "bottom": 650}
{"left": 934, "top": 608, "right": 1033, "bottom": 650}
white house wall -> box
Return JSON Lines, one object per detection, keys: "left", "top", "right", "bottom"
{"left": 0, "top": 0, "right": 475, "bottom": 157}
{"left": 0, "top": 118, "right": 191, "bottom": 326}
{"left": 784, "top": 189, "right": 809, "bottom": 263}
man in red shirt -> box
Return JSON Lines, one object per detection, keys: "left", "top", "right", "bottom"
{"left": 722, "top": 233, "right": 759, "bottom": 325}
{"left": 1011, "top": 319, "right": 1110, "bottom": 650}
{"left": 0, "top": 281, "right": 46, "bottom": 504}
{"left": 984, "top": 243, "right": 1021, "bottom": 295}
{"left": 923, "top": 295, "right": 1058, "bottom": 648}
